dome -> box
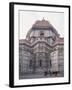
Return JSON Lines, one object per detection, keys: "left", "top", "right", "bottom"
{"left": 32, "top": 18, "right": 50, "bottom": 29}
{"left": 26, "top": 18, "right": 59, "bottom": 39}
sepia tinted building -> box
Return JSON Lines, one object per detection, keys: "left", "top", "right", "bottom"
{"left": 19, "top": 18, "right": 64, "bottom": 79}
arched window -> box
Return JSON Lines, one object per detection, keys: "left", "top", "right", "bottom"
{"left": 29, "top": 60, "right": 32, "bottom": 68}
{"left": 39, "top": 60, "right": 42, "bottom": 67}
{"left": 40, "top": 31, "right": 44, "bottom": 36}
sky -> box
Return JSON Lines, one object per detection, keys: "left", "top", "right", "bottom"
{"left": 19, "top": 10, "right": 64, "bottom": 39}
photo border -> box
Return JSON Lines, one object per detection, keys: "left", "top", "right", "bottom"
{"left": 9, "top": 2, "right": 70, "bottom": 88}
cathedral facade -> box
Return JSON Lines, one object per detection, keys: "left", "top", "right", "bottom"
{"left": 19, "top": 18, "right": 64, "bottom": 79}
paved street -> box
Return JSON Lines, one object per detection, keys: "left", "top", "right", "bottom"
{"left": 19, "top": 71, "right": 62, "bottom": 79}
